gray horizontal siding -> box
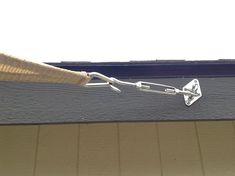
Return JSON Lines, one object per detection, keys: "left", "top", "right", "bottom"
{"left": 0, "top": 77, "right": 235, "bottom": 124}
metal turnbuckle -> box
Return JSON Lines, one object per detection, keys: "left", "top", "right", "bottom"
{"left": 84, "top": 72, "right": 202, "bottom": 106}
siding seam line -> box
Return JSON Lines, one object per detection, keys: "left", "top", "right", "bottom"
{"left": 194, "top": 122, "right": 206, "bottom": 176}
{"left": 76, "top": 124, "right": 80, "bottom": 176}
{"left": 155, "top": 123, "right": 163, "bottom": 176}
{"left": 33, "top": 125, "right": 40, "bottom": 176}
{"left": 117, "top": 123, "right": 122, "bottom": 176}
{"left": 232, "top": 121, "right": 235, "bottom": 134}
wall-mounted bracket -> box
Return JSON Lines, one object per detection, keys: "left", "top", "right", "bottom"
{"left": 182, "top": 79, "right": 202, "bottom": 106}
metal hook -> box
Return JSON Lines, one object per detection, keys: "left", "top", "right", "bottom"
{"left": 85, "top": 72, "right": 145, "bottom": 92}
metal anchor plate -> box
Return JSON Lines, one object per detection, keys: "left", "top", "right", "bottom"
{"left": 183, "top": 79, "right": 202, "bottom": 106}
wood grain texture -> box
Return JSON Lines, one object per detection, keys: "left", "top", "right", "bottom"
{"left": 0, "top": 125, "right": 38, "bottom": 176}
{"left": 119, "top": 123, "right": 162, "bottom": 176}
{"left": 78, "top": 123, "right": 119, "bottom": 176}
{"left": 196, "top": 121, "right": 235, "bottom": 176}
{"left": 157, "top": 122, "right": 204, "bottom": 176}
{"left": 35, "top": 124, "right": 78, "bottom": 176}
{"left": 1, "top": 77, "right": 235, "bottom": 124}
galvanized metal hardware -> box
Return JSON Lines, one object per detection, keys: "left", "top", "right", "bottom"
{"left": 182, "top": 79, "right": 202, "bottom": 106}
{"left": 85, "top": 72, "right": 202, "bottom": 106}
